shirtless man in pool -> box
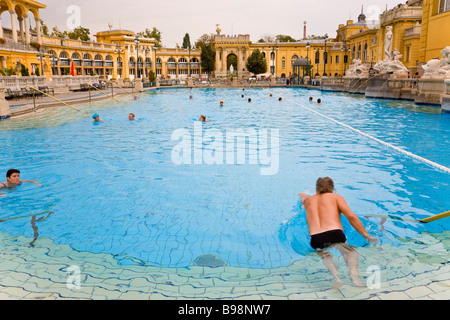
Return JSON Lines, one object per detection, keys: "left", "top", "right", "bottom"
{"left": 0, "top": 169, "right": 41, "bottom": 196}
{"left": 299, "top": 177, "right": 377, "bottom": 287}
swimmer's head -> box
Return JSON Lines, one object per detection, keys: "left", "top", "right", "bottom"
{"left": 316, "top": 177, "right": 335, "bottom": 194}
{"left": 92, "top": 113, "right": 99, "bottom": 120}
{"left": 6, "top": 169, "right": 20, "bottom": 178}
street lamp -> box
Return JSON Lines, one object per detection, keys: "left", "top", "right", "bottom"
{"left": 134, "top": 36, "right": 140, "bottom": 80}
{"left": 153, "top": 46, "right": 158, "bottom": 78}
{"left": 114, "top": 48, "right": 124, "bottom": 78}
{"left": 306, "top": 41, "right": 310, "bottom": 78}
{"left": 323, "top": 33, "right": 328, "bottom": 76}
{"left": 184, "top": 45, "right": 191, "bottom": 78}
{"left": 341, "top": 46, "right": 348, "bottom": 76}
{"left": 36, "top": 49, "right": 45, "bottom": 76}
{"left": 51, "top": 52, "right": 58, "bottom": 76}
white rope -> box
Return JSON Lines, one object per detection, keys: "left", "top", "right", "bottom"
{"left": 285, "top": 97, "right": 450, "bottom": 174}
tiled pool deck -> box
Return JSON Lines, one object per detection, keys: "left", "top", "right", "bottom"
{"left": 0, "top": 231, "right": 449, "bottom": 300}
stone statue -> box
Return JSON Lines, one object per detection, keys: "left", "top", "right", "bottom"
{"left": 422, "top": 46, "right": 450, "bottom": 79}
{"left": 384, "top": 26, "right": 393, "bottom": 61}
{"left": 373, "top": 47, "right": 409, "bottom": 79}
{"left": 344, "top": 59, "right": 370, "bottom": 78}
{"left": 439, "top": 46, "right": 450, "bottom": 79}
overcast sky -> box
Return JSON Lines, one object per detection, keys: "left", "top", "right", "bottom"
{"left": 12, "top": 0, "right": 406, "bottom": 47}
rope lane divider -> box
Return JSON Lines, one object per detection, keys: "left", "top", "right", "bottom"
{"left": 281, "top": 95, "right": 450, "bottom": 174}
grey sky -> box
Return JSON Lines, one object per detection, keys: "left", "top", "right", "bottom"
{"left": 18, "top": 0, "right": 405, "bottom": 47}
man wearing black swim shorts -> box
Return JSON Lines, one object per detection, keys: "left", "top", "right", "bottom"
{"left": 299, "top": 177, "right": 377, "bottom": 288}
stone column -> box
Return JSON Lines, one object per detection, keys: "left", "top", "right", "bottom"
{"left": 0, "top": 85, "right": 11, "bottom": 120}
{"left": 9, "top": 10, "right": 18, "bottom": 43}
{"left": 0, "top": 15, "right": 4, "bottom": 38}
{"left": 23, "top": 14, "right": 30, "bottom": 44}
{"left": 35, "top": 17, "right": 42, "bottom": 45}
{"left": 18, "top": 17, "right": 24, "bottom": 42}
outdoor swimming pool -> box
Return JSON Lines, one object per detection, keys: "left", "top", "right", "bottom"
{"left": 0, "top": 87, "right": 449, "bottom": 295}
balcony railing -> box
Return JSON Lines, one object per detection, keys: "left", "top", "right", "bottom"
{"left": 94, "top": 61, "right": 104, "bottom": 67}
{"left": 73, "top": 60, "right": 82, "bottom": 66}
{"left": 83, "top": 60, "right": 93, "bottom": 67}
{"left": 129, "top": 62, "right": 136, "bottom": 67}
{"left": 167, "top": 62, "right": 177, "bottom": 68}
{"left": 59, "top": 59, "right": 70, "bottom": 66}
{"left": 178, "top": 62, "right": 188, "bottom": 68}
{"left": 105, "top": 61, "right": 113, "bottom": 68}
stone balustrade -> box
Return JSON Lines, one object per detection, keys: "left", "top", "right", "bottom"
{"left": 0, "top": 75, "right": 47, "bottom": 90}
{"left": 48, "top": 75, "right": 100, "bottom": 93}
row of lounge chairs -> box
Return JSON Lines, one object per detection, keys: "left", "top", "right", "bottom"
{"left": 77, "top": 82, "right": 107, "bottom": 91}
{"left": 5, "top": 86, "right": 55, "bottom": 100}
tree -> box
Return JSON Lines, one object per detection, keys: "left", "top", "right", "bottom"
{"left": 68, "top": 26, "right": 91, "bottom": 41}
{"left": 246, "top": 49, "right": 267, "bottom": 75}
{"left": 195, "top": 33, "right": 214, "bottom": 49}
{"left": 276, "top": 35, "right": 297, "bottom": 42}
{"left": 137, "top": 27, "right": 162, "bottom": 47}
{"left": 200, "top": 43, "right": 215, "bottom": 78}
{"left": 182, "top": 33, "right": 191, "bottom": 49}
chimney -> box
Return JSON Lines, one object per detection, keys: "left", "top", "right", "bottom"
{"left": 303, "top": 21, "right": 307, "bottom": 39}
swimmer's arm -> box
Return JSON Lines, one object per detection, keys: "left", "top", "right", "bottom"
{"left": 21, "top": 180, "right": 42, "bottom": 187}
{"left": 298, "top": 192, "right": 309, "bottom": 203}
{"left": 0, "top": 193, "right": 5, "bottom": 197}
{"left": 336, "top": 194, "right": 377, "bottom": 243}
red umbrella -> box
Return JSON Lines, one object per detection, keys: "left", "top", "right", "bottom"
{"left": 70, "top": 60, "right": 77, "bottom": 76}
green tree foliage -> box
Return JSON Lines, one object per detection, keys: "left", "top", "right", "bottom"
{"left": 137, "top": 27, "right": 162, "bottom": 47}
{"left": 48, "top": 25, "right": 90, "bottom": 41}
{"left": 200, "top": 43, "right": 215, "bottom": 77}
{"left": 182, "top": 33, "right": 191, "bottom": 49}
{"left": 246, "top": 49, "right": 267, "bottom": 75}
{"left": 276, "top": 35, "right": 297, "bottom": 42}
{"left": 68, "top": 26, "right": 91, "bottom": 41}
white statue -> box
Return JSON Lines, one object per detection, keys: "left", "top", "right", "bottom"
{"left": 439, "top": 46, "right": 450, "bottom": 79}
{"left": 422, "top": 46, "right": 450, "bottom": 79}
{"left": 344, "top": 59, "right": 370, "bottom": 78}
{"left": 229, "top": 64, "right": 234, "bottom": 74}
{"left": 373, "top": 48, "right": 409, "bottom": 79}
{"left": 384, "top": 26, "right": 393, "bottom": 61}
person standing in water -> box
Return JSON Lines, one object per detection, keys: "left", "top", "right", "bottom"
{"left": 299, "top": 177, "right": 377, "bottom": 288}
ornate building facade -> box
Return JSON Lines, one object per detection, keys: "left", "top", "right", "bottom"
{"left": 0, "top": 0, "right": 448, "bottom": 81}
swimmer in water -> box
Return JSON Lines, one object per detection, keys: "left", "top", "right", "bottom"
{"left": 198, "top": 115, "right": 211, "bottom": 122}
{"left": 299, "top": 177, "right": 377, "bottom": 288}
{"left": 0, "top": 169, "right": 41, "bottom": 196}
{"left": 219, "top": 101, "right": 224, "bottom": 107}
{"left": 92, "top": 113, "right": 103, "bottom": 122}
{"left": 128, "top": 113, "right": 136, "bottom": 121}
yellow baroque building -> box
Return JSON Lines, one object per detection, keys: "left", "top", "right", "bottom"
{"left": 0, "top": 0, "right": 449, "bottom": 82}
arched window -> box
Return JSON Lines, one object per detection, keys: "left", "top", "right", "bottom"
{"left": 357, "top": 44, "right": 361, "bottom": 60}
{"left": 315, "top": 50, "right": 320, "bottom": 64}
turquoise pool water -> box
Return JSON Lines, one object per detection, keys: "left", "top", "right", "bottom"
{"left": 0, "top": 88, "right": 449, "bottom": 270}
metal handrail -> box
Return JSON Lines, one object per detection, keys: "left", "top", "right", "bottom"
{"left": 26, "top": 86, "right": 80, "bottom": 111}
{"left": 84, "top": 83, "right": 119, "bottom": 102}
